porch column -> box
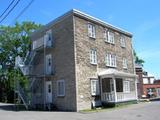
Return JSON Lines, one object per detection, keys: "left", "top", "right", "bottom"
{"left": 135, "top": 78, "right": 138, "bottom": 100}
{"left": 113, "top": 77, "right": 117, "bottom": 102}
{"left": 100, "top": 77, "right": 103, "bottom": 101}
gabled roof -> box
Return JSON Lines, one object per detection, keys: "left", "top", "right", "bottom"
{"left": 31, "top": 9, "right": 132, "bottom": 37}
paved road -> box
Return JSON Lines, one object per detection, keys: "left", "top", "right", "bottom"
{"left": 0, "top": 102, "right": 160, "bottom": 120}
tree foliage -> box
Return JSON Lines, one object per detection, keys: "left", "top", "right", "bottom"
{"left": 0, "top": 21, "right": 42, "bottom": 102}
{"left": 133, "top": 50, "right": 145, "bottom": 66}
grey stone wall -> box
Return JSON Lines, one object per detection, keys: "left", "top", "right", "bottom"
{"left": 31, "top": 15, "right": 77, "bottom": 111}
{"left": 30, "top": 12, "right": 135, "bottom": 111}
{"left": 74, "top": 16, "right": 135, "bottom": 110}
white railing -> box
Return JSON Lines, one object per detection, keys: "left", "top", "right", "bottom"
{"left": 32, "top": 34, "right": 52, "bottom": 51}
{"left": 102, "top": 92, "right": 136, "bottom": 102}
{"left": 15, "top": 56, "right": 31, "bottom": 76}
{"left": 117, "top": 92, "right": 136, "bottom": 102}
{"left": 32, "top": 37, "right": 44, "bottom": 50}
{"left": 102, "top": 92, "right": 115, "bottom": 102}
{"left": 15, "top": 84, "right": 29, "bottom": 109}
{"left": 20, "top": 66, "right": 31, "bottom": 76}
{"left": 117, "top": 92, "right": 124, "bottom": 101}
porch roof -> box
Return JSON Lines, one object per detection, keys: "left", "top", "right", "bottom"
{"left": 98, "top": 68, "right": 137, "bottom": 78}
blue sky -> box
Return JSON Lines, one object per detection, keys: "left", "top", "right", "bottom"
{"left": 1, "top": 0, "right": 160, "bottom": 78}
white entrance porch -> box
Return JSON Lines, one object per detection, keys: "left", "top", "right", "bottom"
{"left": 98, "top": 69, "right": 137, "bottom": 103}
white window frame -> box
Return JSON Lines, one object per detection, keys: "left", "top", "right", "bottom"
{"left": 90, "top": 49, "right": 97, "bottom": 65}
{"left": 57, "top": 80, "right": 65, "bottom": 97}
{"left": 32, "top": 40, "right": 37, "bottom": 50}
{"left": 104, "top": 29, "right": 108, "bottom": 41}
{"left": 105, "top": 53, "right": 117, "bottom": 67}
{"left": 120, "top": 35, "right": 125, "bottom": 48}
{"left": 123, "top": 81, "right": 130, "bottom": 93}
{"left": 106, "top": 31, "right": 114, "bottom": 44}
{"left": 123, "top": 58, "right": 128, "bottom": 69}
{"left": 88, "top": 23, "right": 96, "bottom": 38}
{"left": 143, "top": 78, "right": 149, "bottom": 84}
{"left": 44, "top": 29, "right": 52, "bottom": 47}
{"left": 45, "top": 54, "right": 52, "bottom": 75}
{"left": 91, "top": 79, "right": 100, "bottom": 96}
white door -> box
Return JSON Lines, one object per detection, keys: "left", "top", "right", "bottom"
{"left": 45, "top": 81, "right": 52, "bottom": 103}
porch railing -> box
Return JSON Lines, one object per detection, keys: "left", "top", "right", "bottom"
{"left": 117, "top": 92, "right": 136, "bottom": 102}
{"left": 102, "top": 92, "right": 136, "bottom": 102}
{"left": 102, "top": 92, "right": 115, "bottom": 102}
{"left": 32, "top": 35, "right": 52, "bottom": 51}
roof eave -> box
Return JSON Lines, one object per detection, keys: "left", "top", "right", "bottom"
{"left": 72, "top": 9, "right": 132, "bottom": 37}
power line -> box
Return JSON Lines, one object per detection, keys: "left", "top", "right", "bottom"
{"left": 11, "top": 0, "right": 35, "bottom": 24}
{"left": 0, "top": 0, "right": 21, "bottom": 24}
{"left": 0, "top": 0, "right": 16, "bottom": 19}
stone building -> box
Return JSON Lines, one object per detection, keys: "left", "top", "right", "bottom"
{"left": 135, "top": 64, "right": 160, "bottom": 98}
{"left": 21, "top": 9, "right": 137, "bottom": 111}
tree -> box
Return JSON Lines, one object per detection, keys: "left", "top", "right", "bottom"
{"left": 133, "top": 50, "right": 145, "bottom": 66}
{"left": 0, "top": 21, "right": 42, "bottom": 102}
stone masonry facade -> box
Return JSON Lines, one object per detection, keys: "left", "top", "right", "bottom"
{"left": 74, "top": 15, "right": 134, "bottom": 110}
{"left": 30, "top": 9, "right": 135, "bottom": 111}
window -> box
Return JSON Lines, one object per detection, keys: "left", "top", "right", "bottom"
{"left": 102, "top": 78, "right": 111, "bottom": 92}
{"left": 143, "top": 78, "right": 149, "bottom": 84}
{"left": 103, "top": 29, "right": 107, "bottom": 40}
{"left": 120, "top": 36, "right": 125, "bottom": 47}
{"left": 45, "top": 54, "right": 52, "bottom": 74}
{"left": 123, "top": 58, "right": 127, "bottom": 69}
{"left": 123, "top": 81, "right": 130, "bottom": 93}
{"left": 48, "top": 84, "right": 51, "bottom": 93}
{"left": 116, "top": 78, "right": 123, "bottom": 92}
{"left": 105, "top": 53, "right": 116, "bottom": 67}
{"left": 44, "top": 29, "right": 53, "bottom": 47}
{"left": 105, "top": 31, "right": 114, "bottom": 44}
{"left": 88, "top": 23, "right": 96, "bottom": 38}
{"left": 110, "top": 79, "right": 114, "bottom": 92}
{"left": 33, "top": 41, "right": 37, "bottom": 50}
{"left": 91, "top": 79, "right": 100, "bottom": 96}
{"left": 57, "top": 80, "right": 65, "bottom": 96}
{"left": 90, "top": 49, "right": 97, "bottom": 65}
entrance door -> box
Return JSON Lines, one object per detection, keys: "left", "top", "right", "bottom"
{"left": 45, "top": 54, "right": 52, "bottom": 75}
{"left": 45, "top": 81, "right": 52, "bottom": 103}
